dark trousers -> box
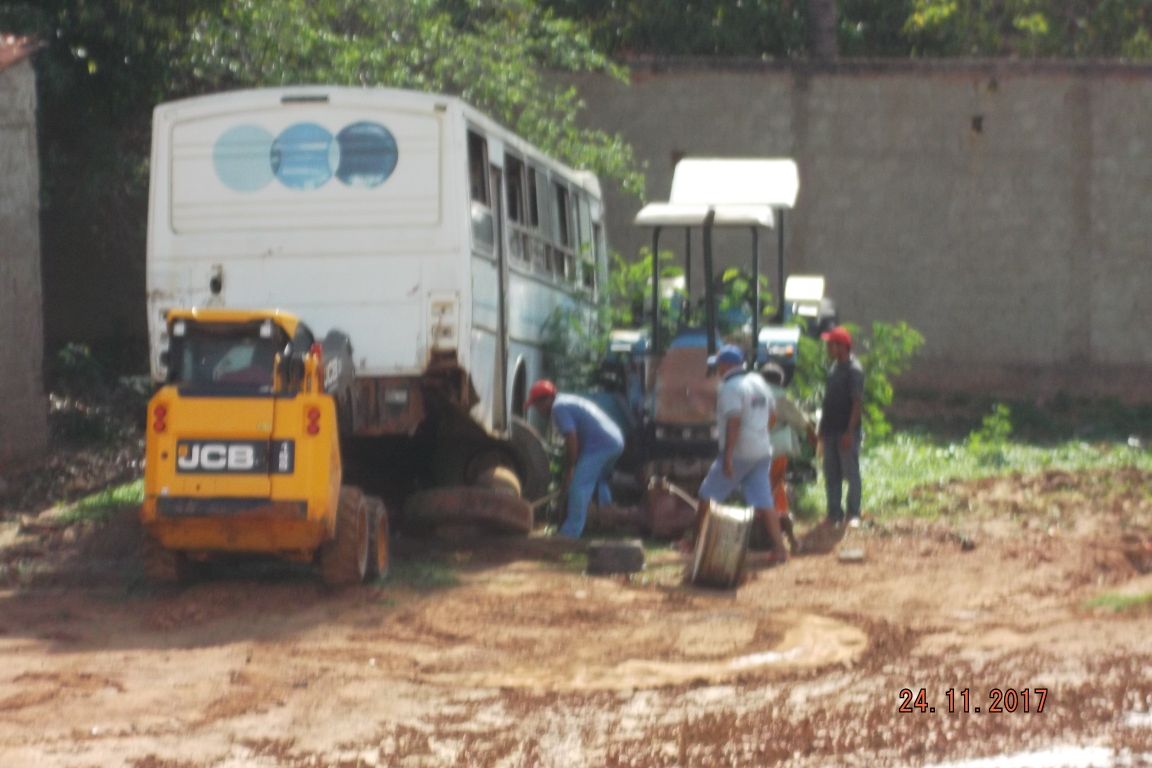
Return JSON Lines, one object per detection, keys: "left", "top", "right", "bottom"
{"left": 823, "top": 431, "right": 861, "bottom": 521}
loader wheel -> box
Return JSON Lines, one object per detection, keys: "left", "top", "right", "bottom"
{"left": 365, "top": 495, "right": 391, "bottom": 581}
{"left": 142, "top": 536, "right": 196, "bottom": 585}
{"left": 320, "top": 486, "right": 370, "bottom": 587}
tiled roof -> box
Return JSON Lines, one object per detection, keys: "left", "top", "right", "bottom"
{"left": 0, "top": 34, "right": 42, "bottom": 72}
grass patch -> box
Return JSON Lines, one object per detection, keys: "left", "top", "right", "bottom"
{"left": 892, "top": 391, "right": 1152, "bottom": 443}
{"left": 57, "top": 479, "right": 144, "bottom": 525}
{"left": 388, "top": 557, "right": 460, "bottom": 590}
{"left": 864, "top": 433, "right": 1152, "bottom": 520}
{"left": 1085, "top": 592, "right": 1152, "bottom": 613}
{"left": 792, "top": 400, "right": 1152, "bottom": 525}
{"left": 559, "top": 551, "right": 589, "bottom": 572}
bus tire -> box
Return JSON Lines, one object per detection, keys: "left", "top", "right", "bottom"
{"left": 510, "top": 416, "right": 551, "bottom": 503}
{"left": 320, "top": 486, "right": 370, "bottom": 587}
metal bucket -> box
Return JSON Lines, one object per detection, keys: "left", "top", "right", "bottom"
{"left": 690, "top": 502, "right": 753, "bottom": 589}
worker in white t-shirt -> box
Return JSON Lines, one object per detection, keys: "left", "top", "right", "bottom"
{"left": 689, "top": 345, "right": 789, "bottom": 563}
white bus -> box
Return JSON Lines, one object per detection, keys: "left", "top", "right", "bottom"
{"left": 147, "top": 86, "right": 609, "bottom": 499}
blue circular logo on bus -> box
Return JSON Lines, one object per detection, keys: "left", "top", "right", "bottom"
{"left": 336, "top": 122, "right": 399, "bottom": 187}
{"left": 271, "top": 123, "right": 336, "bottom": 190}
{"left": 214, "top": 121, "right": 399, "bottom": 192}
{"left": 213, "top": 125, "right": 275, "bottom": 192}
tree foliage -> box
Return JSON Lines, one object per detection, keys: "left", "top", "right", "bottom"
{"left": 606, "top": 249, "right": 683, "bottom": 327}
{"left": 0, "top": 0, "right": 644, "bottom": 358}
{"left": 902, "top": 0, "right": 1152, "bottom": 58}
{"left": 788, "top": 321, "right": 925, "bottom": 441}
{"left": 541, "top": 0, "right": 1152, "bottom": 59}
{"left": 0, "top": 0, "right": 217, "bottom": 360}
{"left": 179, "top": 0, "right": 642, "bottom": 195}
{"left": 541, "top": 0, "right": 807, "bottom": 58}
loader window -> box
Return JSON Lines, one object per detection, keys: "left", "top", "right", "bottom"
{"left": 168, "top": 322, "right": 288, "bottom": 393}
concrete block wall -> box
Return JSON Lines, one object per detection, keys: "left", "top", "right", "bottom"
{"left": 567, "top": 60, "right": 1152, "bottom": 401}
{"left": 0, "top": 57, "right": 48, "bottom": 465}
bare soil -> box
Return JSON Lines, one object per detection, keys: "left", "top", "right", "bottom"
{"left": 1, "top": 459, "right": 1150, "bottom": 767}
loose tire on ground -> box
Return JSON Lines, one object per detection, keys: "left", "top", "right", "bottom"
{"left": 403, "top": 486, "right": 534, "bottom": 534}
{"left": 364, "top": 495, "right": 391, "bottom": 580}
{"left": 319, "top": 486, "right": 370, "bottom": 587}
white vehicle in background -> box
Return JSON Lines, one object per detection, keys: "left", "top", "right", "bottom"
{"left": 147, "top": 86, "right": 609, "bottom": 507}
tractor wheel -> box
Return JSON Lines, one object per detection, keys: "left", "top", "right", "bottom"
{"left": 364, "top": 495, "right": 391, "bottom": 581}
{"left": 142, "top": 536, "right": 196, "bottom": 585}
{"left": 319, "top": 486, "right": 370, "bottom": 587}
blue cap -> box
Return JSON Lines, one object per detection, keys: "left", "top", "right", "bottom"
{"left": 707, "top": 344, "right": 744, "bottom": 367}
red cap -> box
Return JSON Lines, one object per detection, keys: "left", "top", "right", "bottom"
{"left": 820, "top": 325, "right": 852, "bottom": 348}
{"left": 525, "top": 379, "right": 557, "bottom": 409}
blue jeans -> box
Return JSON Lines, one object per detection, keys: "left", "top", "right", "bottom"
{"left": 559, "top": 445, "right": 622, "bottom": 538}
{"left": 823, "top": 431, "right": 861, "bottom": 522}
{"left": 698, "top": 455, "right": 775, "bottom": 510}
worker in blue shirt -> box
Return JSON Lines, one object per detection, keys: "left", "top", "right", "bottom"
{"left": 526, "top": 380, "right": 625, "bottom": 538}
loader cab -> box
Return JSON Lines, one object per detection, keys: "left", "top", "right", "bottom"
{"left": 164, "top": 312, "right": 314, "bottom": 395}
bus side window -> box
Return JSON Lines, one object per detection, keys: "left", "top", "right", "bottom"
{"left": 530, "top": 166, "right": 550, "bottom": 275}
{"left": 588, "top": 222, "right": 603, "bottom": 296}
{"left": 467, "top": 131, "right": 489, "bottom": 206}
{"left": 576, "top": 194, "right": 594, "bottom": 292}
{"left": 554, "top": 183, "right": 570, "bottom": 248}
{"left": 553, "top": 182, "right": 576, "bottom": 284}
{"left": 506, "top": 155, "right": 528, "bottom": 264}
{"left": 506, "top": 155, "right": 525, "bottom": 223}
{"left": 527, "top": 167, "right": 540, "bottom": 227}
{"left": 467, "top": 130, "right": 494, "bottom": 252}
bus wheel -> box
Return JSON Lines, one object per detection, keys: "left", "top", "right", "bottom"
{"left": 510, "top": 416, "right": 551, "bottom": 503}
{"left": 320, "top": 486, "right": 370, "bottom": 587}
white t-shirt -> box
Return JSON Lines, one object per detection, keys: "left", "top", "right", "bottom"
{"left": 716, "top": 370, "right": 775, "bottom": 462}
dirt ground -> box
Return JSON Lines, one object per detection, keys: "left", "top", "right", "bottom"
{"left": 0, "top": 463, "right": 1150, "bottom": 768}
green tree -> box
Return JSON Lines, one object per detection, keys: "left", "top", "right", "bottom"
{"left": 903, "top": 0, "right": 1152, "bottom": 57}
{"left": 807, "top": 0, "right": 840, "bottom": 58}
{"left": 0, "top": 1, "right": 218, "bottom": 363}
{"left": 540, "top": 0, "right": 807, "bottom": 58}
{"left": 1, "top": 0, "right": 643, "bottom": 363}
{"left": 838, "top": 0, "right": 916, "bottom": 56}
{"left": 714, "top": 268, "right": 775, "bottom": 337}
{"left": 542, "top": 0, "right": 1152, "bottom": 59}
{"left": 606, "top": 248, "right": 685, "bottom": 348}
{"left": 179, "top": 0, "right": 642, "bottom": 195}
{"left": 789, "top": 321, "right": 924, "bottom": 441}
